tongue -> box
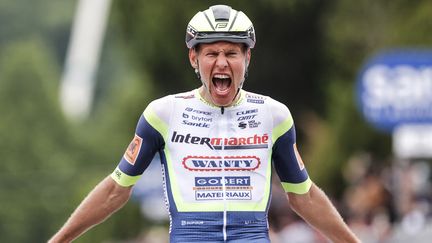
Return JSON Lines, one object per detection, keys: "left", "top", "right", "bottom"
{"left": 214, "top": 78, "right": 230, "bottom": 91}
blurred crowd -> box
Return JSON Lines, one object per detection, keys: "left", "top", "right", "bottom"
{"left": 269, "top": 153, "right": 432, "bottom": 243}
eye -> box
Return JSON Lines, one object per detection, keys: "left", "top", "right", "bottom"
{"left": 205, "top": 52, "right": 218, "bottom": 57}
{"left": 226, "top": 51, "right": 238, "bottom": 57}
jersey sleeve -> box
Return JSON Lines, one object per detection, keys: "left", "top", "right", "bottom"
{"left": 111, "top": 97, "right": 170, "bottom": 187}
{"left": 270, "top": 99, "right": 312, "bottom": 194}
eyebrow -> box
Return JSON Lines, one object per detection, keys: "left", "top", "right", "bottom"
{"left": 204, "top": 47, "right": 241, "bottom": 53}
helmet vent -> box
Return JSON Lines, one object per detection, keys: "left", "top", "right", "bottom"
{"left": 211, "top": 5, "right": 231, "bottom": 21}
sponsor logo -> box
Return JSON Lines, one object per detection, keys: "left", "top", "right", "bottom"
{"left": 215, "top": 22, "right": 228, "bottom": 29}
{"left": 181, "top": 220, "right": 204, "bottom": 226}
{"left": 124, "top": 134, "right": 142, "bottom": 165}
{"left": 186, "top": 25, "right": 197, "bottom": 37}
{"left": 238, "top": 120, "right": 261, "bottom": 129}
{"left": 175, "top": 94, "right": 195, "bottom": 99}
{"left": 244, "top": 220, "right": 261, "bottom": 225}
{"left": 182, "top": 112, "right": 213, "bottom": 128}
{"left": 238, "top": 122, "right": 247, "bottom": 129}
{"left": 248, "top": 120, "right": 261, "bottom": 128}
{"left": 182, "top": 108, "right": 213, "bottom": 128}
{"left": 182, "top": 120, "right": 210, "bottom": 128}
{"left": 247, "top": 26, "right": 255, "bottom": 39}
{"left": 237, "top": 115, "right": 257, "bottom": 121}
{"left": 247, "top": 99, "right": 264, "bottom": 104}
{"left": 183, "top": 156, "right": 260, "bottom": 171}
{"left": 171, "top": 131, "right": 269, "bottom": 150}
{"left": 191, "top": 115, "right": 212, "bottom": 122}
{"left": 236, "top": 109, "right": 258, "bottom": 116}
{"left": 194, "top": 176, "right": 251, "bottom": 187}
{"left": 236, "top": 110, "right": 261, "bottom": 128}
{"left": 193, "top": 176, "right": 253, "bottom": 201}
{"left": 246, "top": 94, "right": 265, "bottom": 100}
{"left": 195, "top": 191, "right": 251, "bottom": 200}
{"left": 245, "top": 94, "right": 265, "bottom": 104}
{"left": 113, "top": 168, "right": 122, "bottom": 180}
{"left": 185, "top": 107, "right": 212, "bottom": 116}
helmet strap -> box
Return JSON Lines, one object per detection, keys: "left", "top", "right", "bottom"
{"left": 244, "top": 58, "right": 249, "bottom": 79}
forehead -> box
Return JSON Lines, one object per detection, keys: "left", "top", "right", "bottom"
{"left": 198, "top": 41, "right": 244, "bottom": 52}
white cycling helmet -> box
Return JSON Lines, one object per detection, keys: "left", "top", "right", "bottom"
{"left": 186, "top": 5, "right": 256, "bottom": 49}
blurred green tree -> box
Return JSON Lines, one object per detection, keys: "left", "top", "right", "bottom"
{"left": 0, "top": 40, "right": 79, "bottom": 242}
{"left": 305, "top": 0, "right": 432, "bottom": 194}
{"left": 61, "top": 11, "right": 157, "bottom": 242}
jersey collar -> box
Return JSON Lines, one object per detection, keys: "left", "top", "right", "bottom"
{"left": 194, "top": 88, "right": 245, "bottom": 108}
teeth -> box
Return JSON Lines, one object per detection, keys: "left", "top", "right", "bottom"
{"left": 214, "top": 74, "right": 229, "bottom": 79}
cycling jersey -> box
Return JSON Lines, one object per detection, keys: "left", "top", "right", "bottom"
{"left": 111, "top": 89, "right": 312, "bottom": 243}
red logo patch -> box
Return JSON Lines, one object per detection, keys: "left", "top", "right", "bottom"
{"left": 124, "top": 134, "right": 142, "bottom": 165}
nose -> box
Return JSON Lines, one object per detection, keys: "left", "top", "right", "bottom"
{"left": 215, "top": 53, "right": 228, "bottom": 69}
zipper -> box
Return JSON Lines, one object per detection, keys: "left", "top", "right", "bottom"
{"left": 221, "top": 108, "right": 227, "bottom": 242}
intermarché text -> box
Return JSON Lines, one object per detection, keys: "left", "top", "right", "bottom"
{"left": 171, "top": 131, "right": 269, "bottom": 150}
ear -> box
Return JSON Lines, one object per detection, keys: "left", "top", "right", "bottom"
{"left": 189, "top": 48, "right": 198, "bottom": 69}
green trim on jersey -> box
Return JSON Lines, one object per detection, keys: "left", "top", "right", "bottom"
{"left": 281, "top": 177, "right": 312, "bottom": 194}
{"left": 111, "top": 167, "right": 141, "bottom": 187}
{"left": 272, "top": 116, "right": 294, "bottom": 143}
{"left": 143, "top": 107, "right": 169, "bottom": 140}
{"left": 163, "top": 147, "right": 188, "bottom": 210}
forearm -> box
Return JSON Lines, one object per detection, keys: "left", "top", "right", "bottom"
{"left": 288, "top": 184, "right": 360, "bottom": 243}
{"left": 49, "top": 176, "right": 132, "bottom": 243}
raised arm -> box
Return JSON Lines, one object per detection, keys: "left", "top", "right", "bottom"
{"left": 287, "top": 183, "right": 360, "bottom": 243}
{"left": 48, "top": 176, "right": 132, "bottom": 243}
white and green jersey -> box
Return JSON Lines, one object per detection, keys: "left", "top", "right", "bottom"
{"left": 111, "top": 89, "right": 312, "bottom": 242}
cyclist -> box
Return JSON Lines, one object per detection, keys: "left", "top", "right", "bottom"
{"left": 49, "top": 5, "right": 360, "bottom": 243}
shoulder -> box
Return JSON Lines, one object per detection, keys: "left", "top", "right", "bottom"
{"left": 148, "top": 90, "right": 195, "bottom": 109}
{"left": 145, "top": 90, "right": 196, "bottom": 120}
{"left": 172, "top": 90, "right": 196, "bottom": 100}
{"left": 145, "top": 94, "right": 172, "bottom": 116}
{"left": 244, "top": 90, "right": 292, "bottom": 123}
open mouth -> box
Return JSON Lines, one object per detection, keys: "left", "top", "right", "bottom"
{"left": 212, "top": 74, "right": 232, "bottom": 94}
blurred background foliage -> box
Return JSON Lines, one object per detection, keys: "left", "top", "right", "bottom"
{"left": 0, "top": 0, "right": 431, "bottom": 242}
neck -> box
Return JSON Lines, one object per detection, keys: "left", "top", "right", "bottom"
{"left": 198, "top": 86, "right": 241, "bottom": 107}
